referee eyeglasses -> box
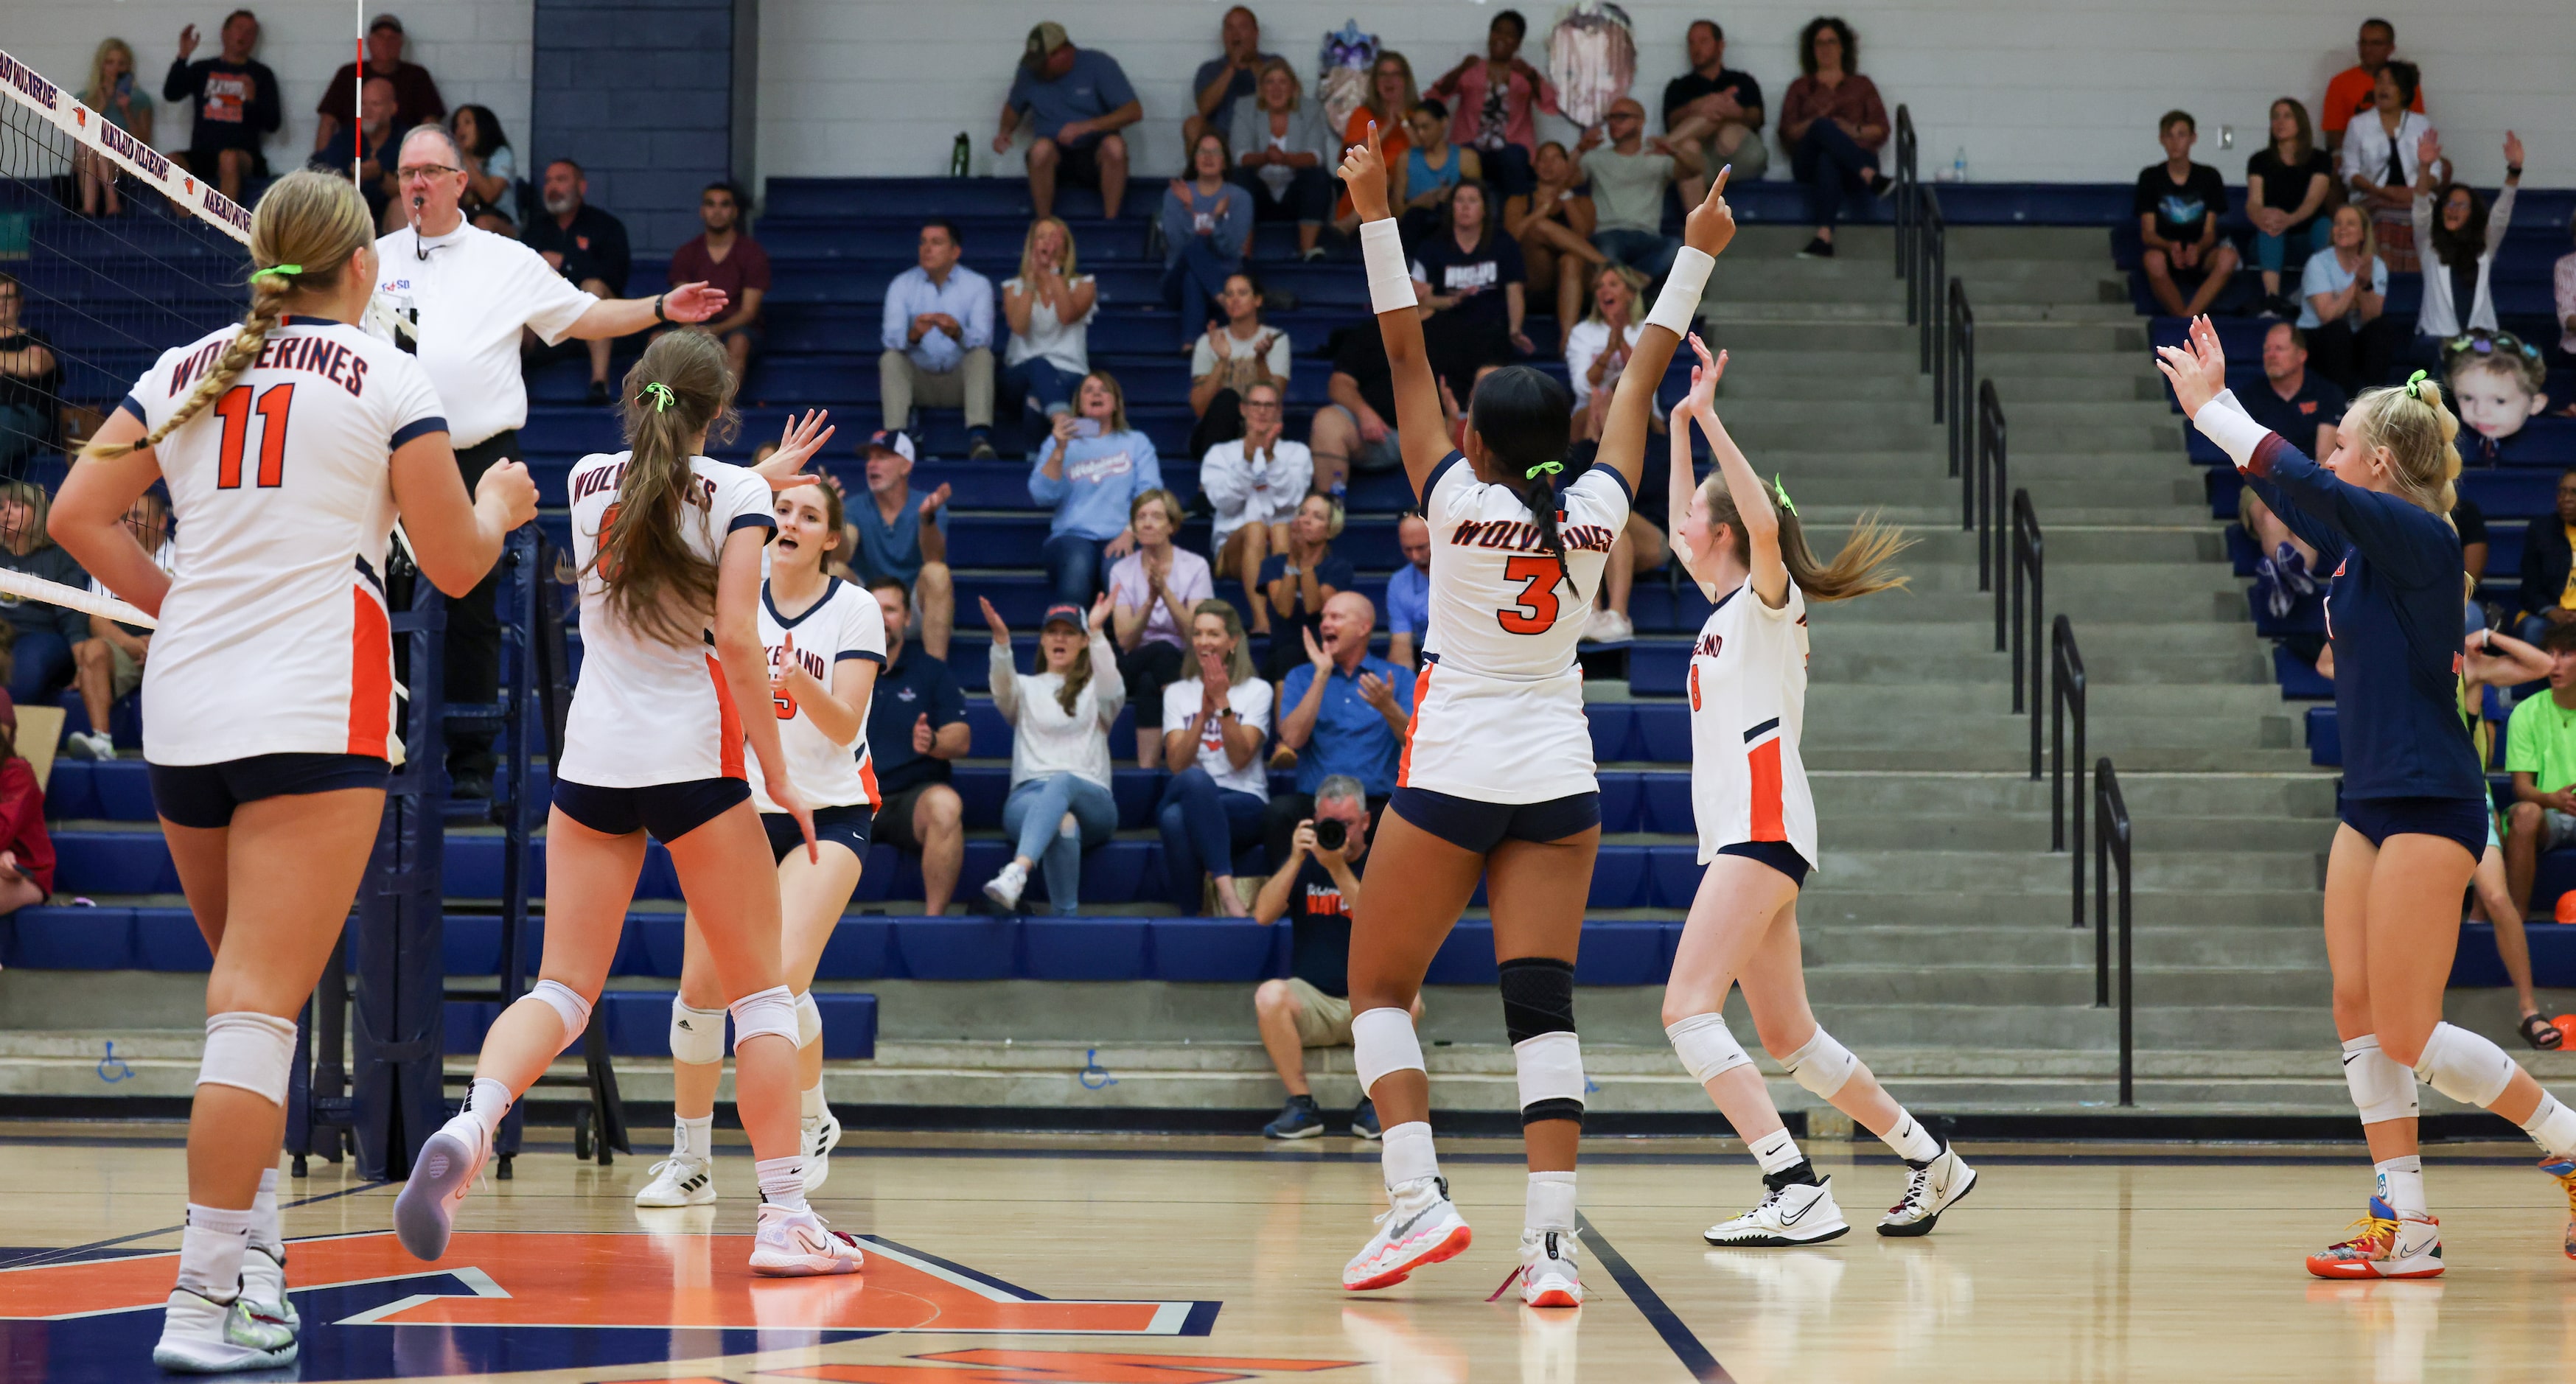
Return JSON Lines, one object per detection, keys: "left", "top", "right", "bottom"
{"left": 397, "top": 163, "right": 461, "bottom": 182}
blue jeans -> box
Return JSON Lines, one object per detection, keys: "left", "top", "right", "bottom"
{"left": 1229, "top": 164, "right": 1334, "bottom": 227}
{"left": 1592, "top": 227, "right": 1682, "bottom": 284}
{"left": 1162, "top": 237, "right": 1243, "bottom": 348}
{"left": 1002, "top": 773, "right": 1119, "bottom": 914}
{"left": 1790, "top": 117, "right": 1881, "bottom": 229}
{"left": 1041, "top": 531, "right": 1109, "bottom": 604}
{"left": 7, "top": 626, "right": 74, "bottom": 707}
{"left": 1156, "top": 766, "right": 1266, "bottom": 912}
{"left": 999, "top": 357, "right": 1080, "bottom": 425}
{"left": 2255, "top": 217, "right": 2335, "bottom": 275}
{"left": 1477, "top": 141, "right": 1536, "bottom": 200}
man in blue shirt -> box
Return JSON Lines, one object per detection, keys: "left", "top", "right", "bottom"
{"left": 1384, "top": 511, "right": 1431, "bottom": 668}
{"left": 863, "top": 578, "right": 974, "bottom": 915}
{"left": 1183, "top": 7, "right": 1275, "bottom": 158}
{"left": 879, "top": 220, "right": 996, "bottom": 459}
{"left": 848, "top": 429, "right": 954, "bottom": 660}
{"left": 995, "top": 23, "right": 1142, "bottom": 222}
{"left": 1267, "top": 591, "right": 1414, "bottom": 867}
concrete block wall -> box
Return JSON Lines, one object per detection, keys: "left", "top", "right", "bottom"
{"left": 530, "top": 0, "right": 737, "bottom": 260}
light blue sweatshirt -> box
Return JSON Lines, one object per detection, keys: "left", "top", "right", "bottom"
{"left": 1030, "top": 430, "right": 1163, "bottom": 541}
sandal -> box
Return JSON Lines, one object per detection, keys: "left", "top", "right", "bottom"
{"left": 2521, "top": 1013, "right": 2563, "bottom": 1050}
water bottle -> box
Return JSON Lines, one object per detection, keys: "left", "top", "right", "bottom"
{"left": 1951, "top": 147, "right": 1969, "bottom": 184}
{"left": 950, "top": 133, "right": 970, "bottom": 178}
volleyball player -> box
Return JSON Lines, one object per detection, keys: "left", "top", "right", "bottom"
{"left": 1330, "top": 125, "right": 1735, "bottom": 1307}
{"left": 2159, "top": 315, "right": 2576, "bottom": 1277}
{"left": 1655, "top": 338, "right": 1972, "bottom": 1245}
{"left": 392, "top": 330, "right": 867, "bottom": 1278}
{"left": 52, "top": 169, "right": 537, "bottom": 1372}
{"left": 637, "top": 476, "right": 884, "bottom": 1208}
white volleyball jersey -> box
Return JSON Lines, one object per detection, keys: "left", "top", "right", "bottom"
{"left": 555, "top": 451, "right": 776, "bottom": 788}
{"left": 1399, "top": 452, "right": 1630, "bottom": 803}
{"left": 119, "top": 315, "right": 444, "bottom": 765}
{"left": 747, "top": 576, "right": 887, "bottom": 813}
{"left": 1688, "top": 576, "right": 1818, "bottom": 868}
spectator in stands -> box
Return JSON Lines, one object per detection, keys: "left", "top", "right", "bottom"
{"left": 1157, "top": 599, "right": 1272, "bottom": 915}
{"left": 1162, "top": 133, "right": 1255, "bottom": 353}
{"left": 0, "top": 482, "right": 90, "bottom": 710}
{"left": 1202, "top": 380, "right": 1310, "bottom": 637}
{"left": 162, "top": 12, "right": 280, "bottom": 206}
{"left": 2412, "top": 130, "right": 2524, "bottom": 356}
{"left": 2446, "top": 332, "right": 2552, "bottom": 465}
{"left": 2513, "top": 469, "right": 2576, "bottom": 647}
{"left": 2321, "top": 18, "right": 2421, "bottom": 158}
{"left": 1386, "top": 513, "right": 1431, "bottom": 668}
{"left": 1188, "top": 272, "right": 1289, "bottom": 459}
{"left": 867, "top": 577, "right": 970, "bottom": 915}
{"left": 1109, "top": 489, "right": 1212, "bottom": 769}
{"left": 983, "top": 596, "right": 1124, "bottom": 913}
{"left": 1269, "top": 591, "right": 1411, "bottom": 865}
{"left": 74, "top": 39, "right": 153, "bottom": 217}
{"left": 2134, "top": 111, "right": 2239, "bottom": 319}
{"left": 2297, "top": 203, "right": 2397, "bottom": 394}
{"left": 1231, "top": 58, "right": 1333, "bottom": 262}
{"left": 1411, "top": 182, "right": 1532, "bottom": 402}
{"left": 1662, "top": 19, "right": 1768, "bottom": 203}
{"left": 2557, "top": 212, "right": 2576, "bottom": 366}
{"left": 1002, "top": 216, "right": 1096, "bottom": 434}
{"left": 880, "top": 220, "right": 998, "bottom": 460}
{"left": 2505, "top": 624, "right": 2576, "bottom": 920}
{"left": 2243, "top": 322, "right": 2345, "bottom": 461}
{"left": 448, "top": 105, "right": 517, "bottom": 234}
{"left": 1187, "top": 6, "right": 1275, "bottom": 155}
{"left": 2459, "top": 629, "right": 2559, "bottom": 1047}
{"left": 2460, "top": 491, "right": 2491, "bottom": 590}
{"left": 1579, "top": 98, "right": 1696, "bottom": 282}
{"left": 1252, "top": 774, "right": 1411, "bottom": 1140}
{"left": 1566, "top": 264, "right": 1647, "bottom": 441}
{"left": 851, "top": 430, "right": 954, "bottom": 660}
{"left": 520, "top": 159, "right": 632, "bottom": 406}
{"left": 1425, "top": 9, "right": 1557, "bottom": 198}
{"left": 1032, "top": 371, "right": 1161, "bottom": 604}
{"left": 1779, "top": 16, "right": 1889, "bottom": 260}
{"left": 668, "top": 181, "right": 770, "bottom": 384}
{"left": 1259, "top": 492, "right": 1352, "bottom": 683}
{"left": 1507, "top": 141, "right": 1605, "bottom": 352}
{"left": 2339, "top": 60, "right": 2434, "bottom": 273}
{"left": 310, "top": 75, "right": 399, "bottom": 228}
{"left": 996, "top": 22, "right": 1140, "bottom": 222}
{"left": 2246, "top": 98, "right": 2339, "bottom": 318}
{"left": 314, "top": 13, "right": 441, "bottom": 158}
{"left": 0, "top": 699, "right": 53, "bottom": 916}
{"left": 1395, "top": 99, "right": 1481, "bottom": 246}
{"left": 0, "top": 275, "right": 60, "bottom": 480}
{"left": 1336, "top": 52, "right": 1420, "bottom": 232}
{"left": 67, "top": 491, "right": 173, "bottom": 762}
{"left": 1310, "top": 323, "right": 1401, "bottom": 492}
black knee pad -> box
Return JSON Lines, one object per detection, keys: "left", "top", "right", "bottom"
{"left": 1499, "top": 956, "right": 1577, "bottom": 1045}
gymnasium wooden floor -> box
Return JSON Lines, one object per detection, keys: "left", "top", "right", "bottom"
{"left": 4, "top": 1125, "right": 2575, "bottom": 1382}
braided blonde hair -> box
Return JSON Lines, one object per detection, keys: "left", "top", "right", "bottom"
{"left": 84, "top": 169, "right": 376, "bottom": 461}
{"left": 2345, "top": 374, "right": 2463, "bottom": 517}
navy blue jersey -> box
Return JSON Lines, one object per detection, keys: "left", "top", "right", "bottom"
{"left": 2244, "top": 433, "right": 2482, "bottom": 803}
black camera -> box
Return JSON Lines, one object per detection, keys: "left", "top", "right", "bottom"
{"left": 1313, "top": 818, "right": 1347, "bottom": 852}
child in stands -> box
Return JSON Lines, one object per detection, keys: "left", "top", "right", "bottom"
{"left": 0, "top": 696, "right": 52, "bottom": 918}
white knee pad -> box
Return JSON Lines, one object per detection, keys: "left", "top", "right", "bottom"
{"left": 528, "top": 979, "right": 593, "bottom": 1053}
{"left": 198, "top": 1012, "right": 297, "bottom": 1105}
{"left": 1514, "top": 1031, "right": 1586, "bottom": 1125}
{"left": 2342, "top": 1035, "right": 2420, "bottom": 1124}
{"left": 669, "top": 999, "right": 727, "bottom": 1066}
{"left": 1665, "top": 1013, "right": 1753, "bottom": 1086}
{"left": 1781, "top": 1028, "right": 1859, "bottom": 1100}
{"left": 2415, "top": 1021, "right": 2519, "bottom": 1108}
{"left": 1352, "top": 1007, "right": 1425, "bottom": 1093}
{"left": 793, "top": 990, "right": 823, "bottom": 1048}
{"left": 730, "top": 985, "right": 799, "bottom": 1052}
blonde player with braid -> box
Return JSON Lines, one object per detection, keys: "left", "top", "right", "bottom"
{"left": 51, "top": 169, "right": 538, "bottom": 1373}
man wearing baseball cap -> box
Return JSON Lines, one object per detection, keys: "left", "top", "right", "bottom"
{"left": 315, "top": 13, "right": 444, "bottom": 157}
{"left": 994, "top": 21, "right": 1142, "bottom": 220}
{"left": 850, "top": 429, "right": 954, "bottom": 660}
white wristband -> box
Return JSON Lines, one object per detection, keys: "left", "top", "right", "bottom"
{"left": 1644, "top": 247, "right": 1715, "bottom": 335}
{"left": 1359, "top": 219, "right": 1417, "bottom": 315}
{"left": 2191, "top": 390, "right": 2271, "bottom": 471}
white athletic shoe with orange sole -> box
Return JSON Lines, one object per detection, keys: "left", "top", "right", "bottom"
{"left": 2305, "top": 1198, "right": 2443, "bottom": 1279}
{"left": 749, "top": 1204, "right": 868, "bottom": 1276}
{"left": 393, "top": 1113, "right": 492, "bottom": 1262}
{"left": 1344, "top": 1176, "right": 1473, "bottom": 1291}
{"left": 1487, "top": 1229, "right": 1582, "bottom": 1307}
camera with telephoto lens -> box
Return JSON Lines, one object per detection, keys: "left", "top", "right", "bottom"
{"left": 1313, "top": 818, "right": 1347, "bottom": 852}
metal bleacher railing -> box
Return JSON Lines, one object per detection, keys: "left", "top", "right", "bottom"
{"left": 2095, "top": 757, "right": 2135, "bottom": 1106}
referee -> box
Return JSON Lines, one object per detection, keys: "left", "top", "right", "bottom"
{"left": 374, "top": 124, "right": 728, "bottom": 797}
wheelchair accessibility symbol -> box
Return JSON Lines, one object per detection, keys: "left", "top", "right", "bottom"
{"left": 97, "top": 1041, "right": 134, "bottom": 1084}
{"left": 1079, "top": 1047, "right": 1117, "bottom": 1090}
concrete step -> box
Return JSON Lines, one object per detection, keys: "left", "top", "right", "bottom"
{"left": 1815, "top": 811, "right": 2323, "bottom": 853}
{"left": 1801, "top": 923, "right": 2329, "bottom": 968}
{"left": 1799, "top": 887, "right": 2325, "bottom": 930}
{"left": 1810, "top": 847, "right": 2322, "bottom": 893}
{"left": 1803, "top": 770, "right": 2337, "bottom": 819}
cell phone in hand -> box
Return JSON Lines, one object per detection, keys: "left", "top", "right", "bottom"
{"left": 116, "top": 74, "right": 133, "bottom": 97}
{"left": 1069, "top": 417, "right": 1102, "bottom": 439}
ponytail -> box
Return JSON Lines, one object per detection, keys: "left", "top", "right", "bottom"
{"left": 1698, "top": 476, "right": 1911, "bottom": 602}
{"left": 2346, "top": 372, "right": 2462, "bottom": 518}
{"left": 1465, "top": 365, "right": 1577, "bottom": 598}
{"left": 1515, "top": 467, "right": 1573, "bottom": 598}
{"left": 592, "top": 330, "right": 739, "bottom": 646}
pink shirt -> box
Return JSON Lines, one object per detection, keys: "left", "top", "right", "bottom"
{"left": 1428, "top": 60, "right": 1560, "bottom": 153}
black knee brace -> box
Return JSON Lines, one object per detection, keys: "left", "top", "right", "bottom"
{"left": 1500, "top": 957, "right": 1583, "bottom": 1127}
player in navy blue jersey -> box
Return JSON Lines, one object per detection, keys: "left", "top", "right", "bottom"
{"left": 2161, "top": 315, "right": 2576, "bottom": 1278}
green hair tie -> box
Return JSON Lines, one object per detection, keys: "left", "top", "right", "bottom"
{"left": 2405, "top": 369, "right": 2429, "bottom": 399}
{"left": 640, "top": 382, "right": 677, "bottom": 413}
{"left": 248, "top": 264, "right": 302, "bottom": 283}
{"left": 1771, "top": 474, "right": 1798, "bottom": 517}
{"left": 1525, "top": 460, "right": 1563, "bottom": 480}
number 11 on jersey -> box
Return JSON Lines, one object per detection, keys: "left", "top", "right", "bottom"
{"left": 210, "top": 383, "right": 295, "bottom": 489}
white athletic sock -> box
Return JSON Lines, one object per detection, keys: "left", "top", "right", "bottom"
{"left": 2374, "top": 1156, "right": 2426, "bottom": 1220}
{"left": 1382, "top": 1121, "right": 1440, "bottom": 1191}
{"left": 675, "top": 1115, "right": 713, "bottom": 1161}
{"left": 1748, "top": 1127, "right": 1803, "bottom": 1177}
{"left": 462, "top": 1077, "right": 513, "bottom": 1137}
{"left": 249, "top": 1167, "right": 282, "bottom": 1256}
{"left": 1526, "top": 1170, "right": 1577, "bottom": 1233}
{"left": 755, "top": 1156, "right": 808, "bottom": 1214}
{"left": 2521, "top": 1093, "right": 2576, "bottom": 1158}
{"left": 1881, "top": 1111, "right": 1941, "bottom": 1164}
{"left": 800, "top": 1083, "right": 825, "bottom": 1121}
{"left": 177, "top": 1204, "right": 252, "bottom": 1301}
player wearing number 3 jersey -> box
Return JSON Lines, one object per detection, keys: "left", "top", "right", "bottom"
{"left": 1331, "top": 122, "right": 1739, "bottom": 1309}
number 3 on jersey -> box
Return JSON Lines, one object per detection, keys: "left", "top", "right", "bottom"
{"left": 210, "top": 383, "right": 293, "bottom": 489}
{"left": 1497, "top": 554, "right": 1563, "bottom": 635}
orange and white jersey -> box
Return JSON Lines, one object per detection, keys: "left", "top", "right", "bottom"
{"left": 1399, "top": 452, "right": 1629, "bottom": 803}
{"left": 747, "top": 576, "right": 886, "bottom": 813}
{"left": 1688, "top": 576, "right": 1818, "bottom": 868}
{"left": 119, "top": 315, "right": 444, "bottom": 766}
{"left": 556, "top": 450, "right": 775, "bottom": 788}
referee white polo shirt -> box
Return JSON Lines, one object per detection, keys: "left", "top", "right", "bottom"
{"left": 374, "top": 221, "right": 598, "bottom": 449}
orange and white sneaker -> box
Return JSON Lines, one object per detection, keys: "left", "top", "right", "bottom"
{"left": 2539, "top": 1158, "right": 2576, "bottom": 1258}
{"left": 2305, "top": 1198, "right": 2443, "bottom": 1279}
{"left": 1486, "top": 1229, "right": 1582, "bottom": 1308}
{"left": 748, "top": 1204, "right": 866, "bottom": 1276}
{"left": 1344, "top": 1176, "right": 1473, "bottom": 1291}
